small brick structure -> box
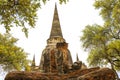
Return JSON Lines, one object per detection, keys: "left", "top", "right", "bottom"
{"left": 5, "top": 67, "right": 116, "bottom": 80}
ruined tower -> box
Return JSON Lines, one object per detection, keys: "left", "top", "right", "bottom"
{"left": 39, "top": 4, "right": 73, "bottom": 73}
{"left": 46, "top": 4, "right": 65, "bottom": 48}
{"left": 31, "top": 54, "right": 36, "bottom": 70}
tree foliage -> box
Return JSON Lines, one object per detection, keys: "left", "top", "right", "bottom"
{"left": 81, "top": 0, "right": 120, "bottom": 79}
{"left": 42, "top": 0, "right": 68, "bottom": 4}
{"left": 0, "top": 33, "right": 30, "bottom": 71}
{"left": 0, "top": 0, "right": 40, "bottom": 37}
{"left": 81, "top": 24, "right": 120, "bottom": 79}
{"left": 0, "top": 0, "right": 67, "bottom": 37}
{"left": 81, "top": 24, "right": 108, "bottom": 67}
{"left": 94, "top": 0, "right": 120, "bottom": 39}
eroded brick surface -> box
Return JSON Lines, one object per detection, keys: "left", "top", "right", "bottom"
{"left": 5, "top": 67, "right": 116, "bottom": 80}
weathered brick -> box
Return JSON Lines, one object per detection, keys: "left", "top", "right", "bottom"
{"left": 5, "top": 67, "right": 116, "bottom": 80}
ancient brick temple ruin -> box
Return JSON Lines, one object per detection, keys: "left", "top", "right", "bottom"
{"left": 39, "top": 4, "right": 73, "bottom": 73}
{"left": 31, "top": 4, "right": 86, "bottom": 73}
{"left": 5, "top": 4, "right": 116, "bottom": 80}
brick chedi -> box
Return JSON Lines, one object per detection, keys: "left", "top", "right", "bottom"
{"left": 39, "top": 4, "right": 73, "bottom": 73}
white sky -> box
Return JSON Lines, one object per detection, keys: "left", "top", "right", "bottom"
{"left": 1, "top": 0, "right": 103, "bottom": 66}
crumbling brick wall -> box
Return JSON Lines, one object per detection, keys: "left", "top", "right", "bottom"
{"left": 5, "top": 67, "right": 116, "bottom": 80}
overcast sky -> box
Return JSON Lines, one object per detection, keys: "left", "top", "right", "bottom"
{"left": 1, "top": 0, "right": 103, "bottom": 65}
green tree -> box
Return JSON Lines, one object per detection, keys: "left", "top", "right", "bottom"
{"left": 0, "top": 0, "right": 67, "bottom": 37}
{"left": 94, "top": 0, "right": 120, "bottom": 40}
{"left": 0, "top": 0, "right": 40, "bottom": 37}
{"left": 94, "top": 0, "right": 120, "bottom": 77}
{"left": 0, "top": 33, "right": 30, "bottom": 71}
{"left": 81, "top": 24, "right": 120, "bottom": 79}
{"left": 81, "top": 0, "right": 120, "bottom": 79}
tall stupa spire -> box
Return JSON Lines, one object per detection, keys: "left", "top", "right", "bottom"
{"left": 76, "top": 53, "right": 80, "bottom": 62}
{"left": 39, "top": 3, "right": 73, "bottom": 73}
{"left": 50, "top": 4, "right": 63, "bottom": 38}
{"left": 31, "top": 54, "right": 36, "bottom": 67}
